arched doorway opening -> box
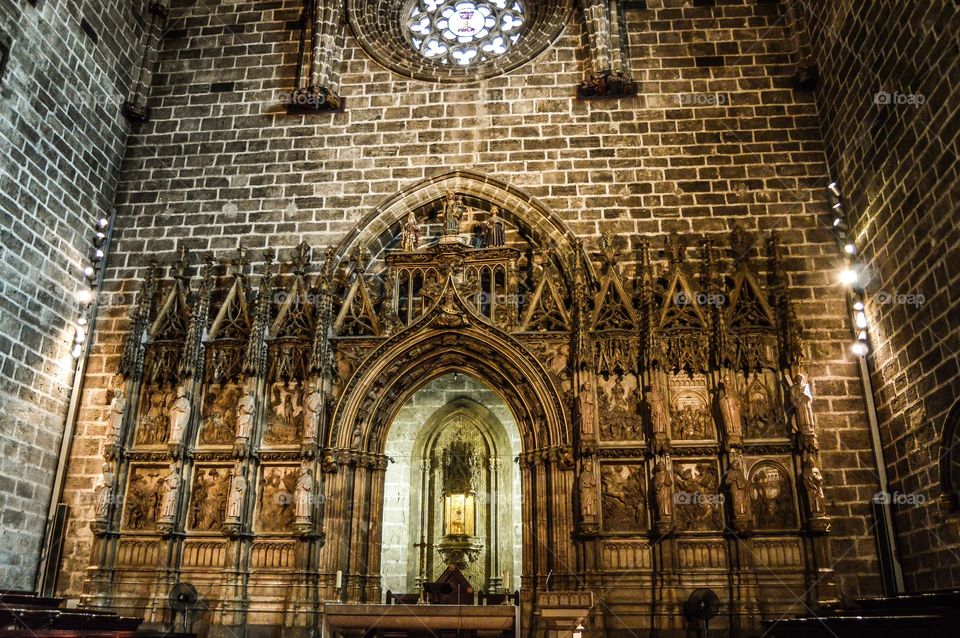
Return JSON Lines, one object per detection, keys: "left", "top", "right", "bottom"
{"left": 380, "top": 374, "right": 523, "bottom": 598}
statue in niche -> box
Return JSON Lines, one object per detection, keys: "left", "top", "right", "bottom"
{"left": 106, "top": 381, "right": 126, "bottom": 453}
{"left": 653, "top": 460, "right": 674, "bottom": 524}
{"left": 672, "top": 399, "right": 711, "bottom": 440}
{"left": 295, "top": 465, "right": 314, "bottom": 524}
{"left": 258, "top": 466, "right": 297, "bottom": 532}
{"left": 190, "top": 467, "right": 227, "bottom": 531}
{"left": 156, "top": 462, "right": 182, "bottom": 526}
{"left": 123, "top": 467, "right": 164, "bottom": 531}
{"left": 442, "top": 437, "right": 477, "bottom": 494}
{"left": 724, "top": 454, "right": 751, "bottom": 531}
{"left": 439, "top": 189, "right": 465, "bottom": 237}
{"left": 673, "top": 462, "right": 723, "bottom": 531}
{"left": 577, "top": 377, "right": 596, "bottom": 437}
{"left": 138, "top": 386, "right": 173, "bottom": 445}
{"left": 265, "top": 380, "right": 303, "bottom": 445}
{"left": 601, "top": 464, "right": 646, "bottom": 532}
{"left": 93, "top": 461, "right": 115, "bottom": 521}
{"left": 716, "top": 378, "right": 743, "bottom": 445}
{"left": 750, "top": 464, "right": 796, "bottom": 529}
{"left": 400, "top": 211, "right": 420, "bottom": 252}
{"left": 484, "top": 206, "right": 506, "bottom": 247}
{"left": 578, "top": 463, "right": 598, "bottom": 520}
{"left": 167, "top": 384, "right": 191, "bottom": 448}
{"left": 790, "top": 374, "right": 819, "bottom": 451}
{"left": 235, "top": 385, "right": 255, "bottom": 441}
{"left": 802, "top": 459, "right": 826, "bottom": 518}
{"left": 201, "top": 382, "right": 242, "bottom": 445}
{"left": 647, "top": 385, "right": 670, "bottom": 453}
{"left": 225, "top": 462, "right": 247, "bottom": 522}
{"left": 303, "top": 378, "right": 323, "bottom": 442}
{"left": 321, "top": 450, "right": 338, "bottom": 473}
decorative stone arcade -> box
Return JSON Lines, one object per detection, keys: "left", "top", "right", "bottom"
{"left": 82, "top": 172, "right": 835, "bottom": 638}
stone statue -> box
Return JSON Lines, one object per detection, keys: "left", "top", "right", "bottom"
{"left": 93, "top": 462, "right": 115, "bottom": 520}
{"left": 789, "top": 374, "right": 816, "bottom": 434}
{"left": 803, "top": 459, "right": 826, "bottom": 517}
{"left": 578, "top": 379, "right": 596, "bottom": 436}
{"left": 439, "top": 189, "right": 465, "bottom": 237}
{"left": 717, "top": 379, "right": 742, "bottom": 444}
{"left": 484, "top": 206, "right": 505, "bottom": 247}
{"left": 579, "top": 463, "right": 598, "bottom": 520}
{"left": 168, "top": 384, "right": 191, "bottom": 446}
{"left": 400, "top": 211, "right": 420, "bottom": 251}
{"left": 236, "top": 387, "right": 255, "bottom": 440}
{"left": 647, "top": 385, "right": 670, "bottom": 453}
{"left": 107, "top": 383, "right": 126, "bottom": 450}
{"left": 350, "top": 424, "right": 363, "bottom": 450}
{"left": 303, "top": 379, "right": 323, "bottom": 441}
{"left": 295, "top": 466, "right": 314, "bottom": 524}
{"left": 321, "top": 450, "right": 337, "bottom": 473}
{"left": 226, "top": 462, "right": 247, "bottom": 521}
{"left": 157, "top": 462, "right": 181, "bottom": 524}
{"left": 724, "top": 455, "right": 750, "bottom": 523}
{"left": 654, "top": 460, "right": 674, "bottom": 520}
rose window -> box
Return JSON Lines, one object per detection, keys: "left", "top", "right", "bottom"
{"left": 406, "top": 0, "right": 527, "bottom": 66}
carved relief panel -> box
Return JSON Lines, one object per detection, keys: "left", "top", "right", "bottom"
{"left": 742, "top": 372, "right": 790, "bottom": 441}
{"left": 263, "top": 380, "right": 304, "bottom": 446}
{"left": 122, "top": 465, "right": 166, "bottom": 532}
{"left": 668, "top": 375, "right": 715, "bottom": 443}
{"left": 748, "top": 460, "right": 798, "bottom": 531}
{"left": 600, "top": 463, "right": 648, "bottom": 533}
{"left": 198, "top": 382, "right": 243, "bottom": 446}
{"left": 187, "top": 465, "right": 230, "bottom": 532}
{"left": 135, "top": 385, "right": 174, "bottom": 446}
{"left": 598, "top": 373, "right": 643, "bottom": 442}
{"left": 257, "top": 465, "right": 298, "bottom": 533}
{"left": 673, "top": 460, "right": 723, "bottom": 532}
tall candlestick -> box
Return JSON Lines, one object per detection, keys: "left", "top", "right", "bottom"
{"left": 335, "top": 570, "right": 342, "bottom": 589}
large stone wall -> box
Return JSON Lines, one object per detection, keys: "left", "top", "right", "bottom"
{"left": 797, "top": 0, "right": 960, "bottom": 591}
{"left": 0, "top": 0, "right": 143, "bottom": 589}
{"left": 56, "top": 0, "right": 884, "bottom": 603}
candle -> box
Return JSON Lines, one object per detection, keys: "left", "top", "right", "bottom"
{"left": 502, "top": 571, "right": 510, "bottom": 591}
{"left": 335, "top": 570, "right": 342, "bottom": 589}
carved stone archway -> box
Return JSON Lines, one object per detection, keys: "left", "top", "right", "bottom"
{"left": 318, "top": 276, "right": 576, "bottom": 620}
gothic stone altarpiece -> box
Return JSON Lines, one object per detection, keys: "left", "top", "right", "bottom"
{"left": 83, "top": 181, "right": 834, "bottom": 637}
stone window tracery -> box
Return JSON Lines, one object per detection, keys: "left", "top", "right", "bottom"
{"left": 406, "top": 0, "right": 526, "bottom": 66}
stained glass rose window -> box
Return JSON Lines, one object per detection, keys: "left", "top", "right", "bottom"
{"left": 406, "top": 0, "right": 526, "bottom": 66}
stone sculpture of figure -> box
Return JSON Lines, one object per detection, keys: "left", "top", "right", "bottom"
{"left": 168, "top": 384, "right": 191, "bottom": 446}
{"left": 484, "top": 206, "right": 506, "bottom": 247}
{"left": 107, "top": 382, "right": 126, "bottom": 449}
{"left": 350, "top": 424, "right": 363, "bottom": 450}
{"left": 439, "top": 189, "right": 465, "bottom": 236}
{"left": 93, "top": 462, "right": 115, "bottom": 520}
{"left": 157, "top": 462, "right": 181, "bottom": 523}
{"left": 303, "top": 379, "right": 323, "bottom": 441}
{"left": 579, "top": 463, "right": 598, "bottom": 520}
{"left": 226, "top": 462, "right": 247, "bottom": 521}
{"left": 724, "top": 455, "right": 750, "bottom": 523}
{"left": 400, "top": 211, "right": 420, "bottom": 252}
{"left": 578, "top": 378, "right": 596, "bottom": 437}
{"left": 654, "top": 460, "right": 674, "bottom": 520}
{"left": 789, "top": 374, "right": 816, "bottom": 434}
{"left": 295, "top": 466, "right": 314, "bottom": 524}
{"left": 803, "top": 460, "right": 826, "bottom": 516}
{"left": 717, "top": 379, "right": 742, "bottom": 444}
{"left": 236, "top": 388, "right": 255, "bottom": 440}
{"left": 647, "top": 385, "right": 670, "bottom": 453}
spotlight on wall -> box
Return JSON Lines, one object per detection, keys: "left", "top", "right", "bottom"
{"left": 828, "top": 182, "right": 841, "bottom": 197}
{"left": 851, "top": 340, "right": 869, "bottom": 357}
{"left": 839, "top": 267, "right": 859, "bottom": 286}
{"left": 71, "top": 213, "right": 114, "bottom": 359}
{"left": 844, "top": 242, "right": 856, "bottom": 255}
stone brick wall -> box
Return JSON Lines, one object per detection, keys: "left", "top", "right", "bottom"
{"left": 797, "top": 0, "right": 960, "bottom": 591}
{"left": 0, "top": 1, "right": 144, "bottom": 589}
{"left": 56, "top": 0, "right": 884, "bottom": 600}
